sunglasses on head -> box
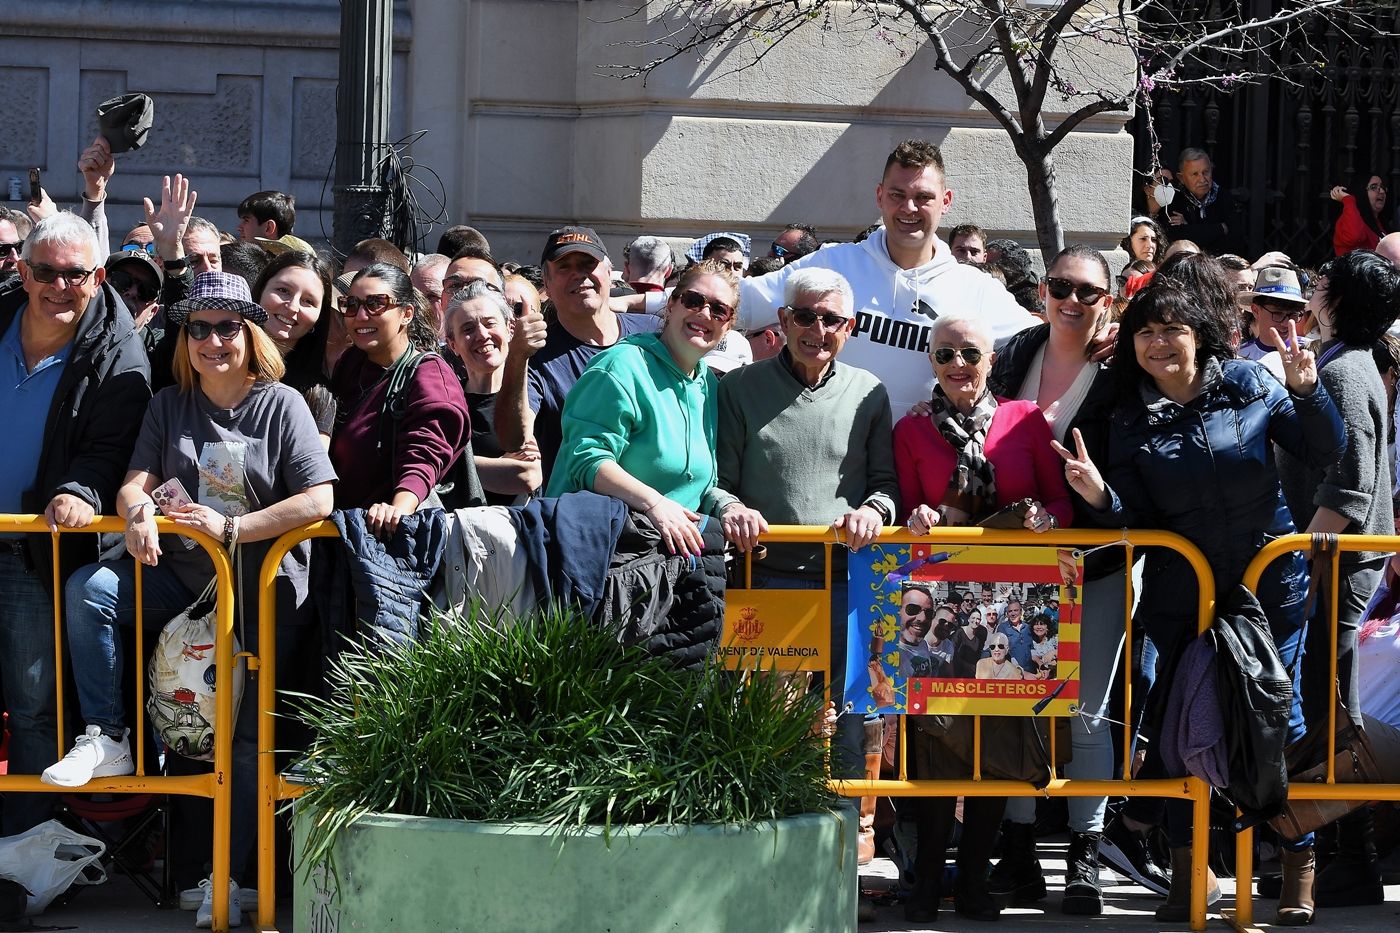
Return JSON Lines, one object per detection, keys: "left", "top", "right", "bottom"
{"left": 1045, "top": 276, "right": 1111, "bottom": 305}
{"left": 786, "top": 306, "right": 851, "bottom": 330}
{"left": 337, "top": 294, "right": 400, "bottom": 316}
{"left": 26, "top": 264, "right": 97, "bottom": 286}
{"left": 676, "top": 288, "right": 736, "bottom": 323}
{"left": 121, "top": 242, "right": 158, "bottom": 256}
{"left": 185, "top": 319, "right": 244, "bottom": 341}
{"left": 932, "top": 346, "right": 984, "bottom": 366}
{"left": 107, "top": 268, "right": 160, "bottom": 303}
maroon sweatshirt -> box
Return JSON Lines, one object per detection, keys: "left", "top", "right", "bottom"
{"left": 329, "top": 348, "right": 468, "bottom": 509}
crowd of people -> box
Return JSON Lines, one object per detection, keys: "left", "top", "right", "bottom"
{"left": 4, "top": 131, "right": 1400, "bottom": 928}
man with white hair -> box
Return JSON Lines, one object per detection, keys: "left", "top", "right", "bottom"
{"left": 0, "top": 212, "right": 150, "bottom": 832}
{"left": 622, "top": 235, "right": 673, "bottom": 293}
{"left": 707, "top": 265, "right": 897, "bottom": 866}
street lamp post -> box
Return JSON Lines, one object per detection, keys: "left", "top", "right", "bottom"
{"left": 333, "top": 0, "right": 393, "bottom": 258}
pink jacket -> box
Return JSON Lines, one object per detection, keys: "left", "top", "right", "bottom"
{"left": 893, "top": 398, "right": 1073, "bottom": 527}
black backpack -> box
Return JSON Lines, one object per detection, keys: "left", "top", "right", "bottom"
{"left": 1212, "top": 583, "right": 1292, "bottom": 829}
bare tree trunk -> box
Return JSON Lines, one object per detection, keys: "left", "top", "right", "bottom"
{"left": 1022, "top": 144, "right": 1066, "bottom": 258}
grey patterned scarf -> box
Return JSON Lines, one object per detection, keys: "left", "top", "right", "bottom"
{"left": 927, "top": 384, "right": 998, "bottom": 503}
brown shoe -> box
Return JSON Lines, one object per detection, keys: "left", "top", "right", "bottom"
{"left": 857, "top": 750, "right": 881, "bottom": 865}
{"left": 1155, "top": 845, "right": 1221, "bottom": 922}
{"left": 1276, "top": 846, "right": 1316, "bottom": 926}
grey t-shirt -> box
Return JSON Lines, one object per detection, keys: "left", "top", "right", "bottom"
{"left": 130, "top": 381, "right": 338, "bottom": 623}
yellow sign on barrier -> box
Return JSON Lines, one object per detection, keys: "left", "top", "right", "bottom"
{"left": 718, "top": 588, "right": 830, "bottom": 671}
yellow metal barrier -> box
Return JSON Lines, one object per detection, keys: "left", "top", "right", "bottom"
{"left": 0, "top": 515, "right": 238, "bottom": 932}
{"left": 254, "top": 522, "right": 1218, "bottom": 931}
{"left": 1229, "top": 533, "right": 1400, "bottom": 931}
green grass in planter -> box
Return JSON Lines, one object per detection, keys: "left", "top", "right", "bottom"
{"left": 289, "top": 600, "right": 836, "bottom": 874}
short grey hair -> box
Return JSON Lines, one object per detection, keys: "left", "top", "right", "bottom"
{"left": 21, "top": 212, "right": 100, "bottom": 266}
{"left": 1178, "top": 147, "right": 1211, "bottom": 170}
{"left": 929, "top": 310, "right": 994, "bottom": 350}
{"left": 783, "top": 267, "right": 854, "bottom": 313}
{"left": 184, "top": 216, "right": 221, "bottom": 241}
{"left": 413, "top": 252, "right": 450, "bottom": 275}
{"left": 444, "top": 279, "right": 512, "bottom": 334}
{"left": 625, "top": 236, "right": 672, "bottom": 279}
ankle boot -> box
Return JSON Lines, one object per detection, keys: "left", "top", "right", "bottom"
{"left": 987, "top": 821, "right": 1046, "bottom": 903}
{"left": 1276, "top": 846, "right": 1316, "bottom": 925}
{"left": 903, "top": 875, "right": 940, "bottom": 922}
{"left": 954, "top": 861, "right": 1002, "bottom": 921}
{"left": 857, "top": 752, "right": 881, "bottom": 865}
{"left": 1156, "top": 845, "right": 1222, "bottom": 921}
{"left": 1315, "top": 808, "right": 1383, "bottom": 907}
{"left": 1062, "top": 830, "right": 1103, "bottom": 915}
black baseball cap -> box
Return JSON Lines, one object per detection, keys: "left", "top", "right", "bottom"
{"left": 540, "top": 226, "right": 608, "bottom": 265}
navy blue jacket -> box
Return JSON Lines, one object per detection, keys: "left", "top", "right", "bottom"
{"left": 1090, "top": 358, "right": 1345, "bottom": 620}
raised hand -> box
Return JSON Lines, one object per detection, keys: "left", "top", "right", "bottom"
{"left": 143, "top": 174, "right": 198, "bottom": 260}
{"left": 1269, "top": 319, "right": 1318, "bottom": 396}
{"left": 1330, "top": 186, "right": 1348, "bottom": 203}
{"left": 1050, "top": 427, "right": 1110, "bottom": 510}
{"left": 78, "top": 136, "right": 115, "bottom": 201}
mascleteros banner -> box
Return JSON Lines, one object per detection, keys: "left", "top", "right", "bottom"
{"left": 844, "top": 542, "right": 1082, "bottom": 716}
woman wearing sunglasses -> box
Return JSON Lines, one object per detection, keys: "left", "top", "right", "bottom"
{"left": 547, "top": 259, "right": 738, "bottom": 557}
{"left": 52, "top": 271, "right": 336, "bottom": 919}
{"left": 983, "top": 245, "right": 1124, "bottom": 914}
{"left": 1054, "top": 254, "right": 1345, "bottom": 925}
{"left": 329, "top": 262, "right": 468, "bottom": 537}
{"left": 892, "top": 310, "right": 1071, "bottom": 922}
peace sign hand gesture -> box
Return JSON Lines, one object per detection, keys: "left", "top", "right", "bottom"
{"left": 1268, "top": 319, "right": 1318, "bottom": 396}
{"left": 1050, "top": 427, "right": 1110, "bottom": 511}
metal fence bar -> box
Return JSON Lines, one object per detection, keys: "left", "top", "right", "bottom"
{"left": 1227, "top": 532, "right": 1400, "bottom": 932}
{"left": 0, "top": 514, "right": 237, "bottom": 931}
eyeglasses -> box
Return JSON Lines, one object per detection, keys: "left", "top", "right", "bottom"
{"left": 1368, "top": 182, "right": 1388, "bottom": 192}
{"left": 337, "top": 294, "right": 401, "bottom": 316}
{"left": 121, "top": 242, "right": 158, "bottom": 256}
{"left": 933, "top": 346, "right": 984, "bottom": 366}
{"left": 676, "top": 288, "right": 736, "bottom": 324}
{"left": 1255, "top": 298, "right": 1305, "bottom": 324}
{"left": 26, "top": 264, "right": 97, "bottom": 286}
{"left": 902, "top": 603, "right": 934, "bottom": 618}
{"left": 107, "top": 269, "right": 160, "bottom": 303}
{"left": 1045, "top": 276, "right": 1112, "bottom": 305}
{"left": 185, "top": 319, "right": 245, "bottom": 341}
{"left": 786, "top": 306, "right": 851, "bottom": 330}
{"left": 442, "top": 275, "right": 502, "bottom": 295}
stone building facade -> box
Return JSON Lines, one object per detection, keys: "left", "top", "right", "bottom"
{"left": 1, "top": 0, "right": 1133, "bottom": 262}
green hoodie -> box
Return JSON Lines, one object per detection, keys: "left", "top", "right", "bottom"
{"left": 546, "top": 332, "right": 718, "bottom": 511}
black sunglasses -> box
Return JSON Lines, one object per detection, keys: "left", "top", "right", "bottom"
{"left": 786, "top": 306, "right": 851, "bottom": 330}
{"left": 1045, "top": 276, "right": 1111, "bottom": 305}
{"left": 185, "top": 319, "right": 245, "bottom": 341}
{"left": 933, "top": 346, "right": 984, "bottom": 366}
{"left": 676, "top": 288, "right": 736, "bottom": 324}
{"left": 902, "top": 603, "right": 934, "bottom": 618}
{"left": 1, "top": 239, "right": 23, "bottom": 255}
{"left": 26, "top": 264, "right": 97, "bottom": 286}
{"left": 107, "top": 268, "right": 160, "bottom": 303}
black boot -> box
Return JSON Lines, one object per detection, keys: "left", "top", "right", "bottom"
{"left": 954, "top": 863, "right": 1002, "bottom": 921}
{"left": 987, "top": 821, "right": 1047, "bottom": 903}
{"left": 1315, "top": 808, "right": 1384, "bottom": 908}
{"left": 1062, "top": 830, "right": 1104, "bottom": 915}
{"left": 903, "top": 875, "right": 940, "bottom": 922}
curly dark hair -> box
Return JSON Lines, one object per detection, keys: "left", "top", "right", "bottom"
{"left": 1120, "top": 216, "right": 1167, "bottom": 265}
{"left": 1316, "top": 249, "right": 1400, "bottom": 347}
{"left": 1114, "top": 252, "right": 1237, "bottom": 395}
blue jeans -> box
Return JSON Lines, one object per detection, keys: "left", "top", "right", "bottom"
{"left": 749, "top": 563, "right": 867, "bottom": 786}
{"left": 0, "top": 550, "right": 59, "bottom": 834}
{"left": 64, "top": 559, "right": 196, "bottom": 735}
{"left": 1004, "top": 569, "right": 1130, "bottom": 833}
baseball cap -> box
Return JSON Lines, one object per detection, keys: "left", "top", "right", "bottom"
{"left": 541, "top": 226, "right": 608, "bottom": 265}
{"left": 104, "top": 248, "right": 164, "bottom": 287}
{"left": 703, "top": 331, "right": 753, "bottom": 375}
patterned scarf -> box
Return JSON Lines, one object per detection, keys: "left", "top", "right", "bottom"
{"left": 927, "top": 384, "right": 998, "bottom": 503}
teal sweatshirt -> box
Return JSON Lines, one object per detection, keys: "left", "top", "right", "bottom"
{"left": 546, "top": 332, "right": 718, "bottom": 510}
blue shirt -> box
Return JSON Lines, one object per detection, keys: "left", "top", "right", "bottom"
{"left": 0, "top": 304, "right": 73, "bottom": 519}
{"left": 995, "top": 620, "right": 1035, "bottom": 671}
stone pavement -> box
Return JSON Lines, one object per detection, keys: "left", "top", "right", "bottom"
{"left": 858, "top": 840, "right": 1400, "bottom": 933}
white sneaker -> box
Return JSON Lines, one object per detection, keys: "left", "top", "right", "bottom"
{"left": 40, "top": 725, "right": 134, "bottom": 787}
{"left": 195, "top": 875, "right": 242, "bottom": 928}
{"left": 182, "top": 884, "right": 256, "bottom": 912}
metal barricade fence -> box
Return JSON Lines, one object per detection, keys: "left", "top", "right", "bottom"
{"left": 254, "top": 522, "right": 1218, "bottom": 931}
{"left": 0, "top": 515, "right": 238, "bottom": 932}
{"left": 1230, "top": 533, "right": 1400, "bottom": 931}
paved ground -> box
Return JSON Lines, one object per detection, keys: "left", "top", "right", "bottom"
{"left": 27, "top": 835, "right": 1400, "bottom": 931}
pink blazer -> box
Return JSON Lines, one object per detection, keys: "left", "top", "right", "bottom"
{"left": 893, "top": 398, "right": 1073, "bottom": 527}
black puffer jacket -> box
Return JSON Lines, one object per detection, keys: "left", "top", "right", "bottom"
{"left": 0, "top": 276, "right": 151, "bottom": 594}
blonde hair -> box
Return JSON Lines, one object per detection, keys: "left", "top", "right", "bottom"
{"left": 172, "top": 315, "right": 286, "bottom": 391}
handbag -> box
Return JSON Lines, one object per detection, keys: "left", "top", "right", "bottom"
{"left": 0, "top": 819, "right": 106, "bottom": 916}
{"left": 146, "top": 540, "right": 247, "bottom": 761}
{"left": 1267, "top": 698, "right": 1383, "bottom": 839}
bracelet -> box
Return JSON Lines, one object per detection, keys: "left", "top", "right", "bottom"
{"left": 222, "top": 514, "right": 235, "bottom": 549}
{"left": 125, "top": 501, "right": 155, "bottom": 520}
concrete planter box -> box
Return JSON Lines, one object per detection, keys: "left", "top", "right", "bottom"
{"left": 293, "top": 809, "right": 856, "bottom": 933}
